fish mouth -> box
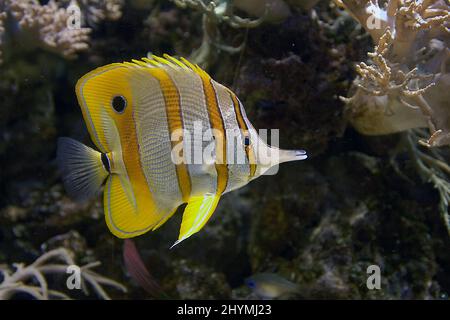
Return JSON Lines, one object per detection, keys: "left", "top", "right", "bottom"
{"left": 296, "top": 150, "right": 307, "bottom": 156}
{"left": 295, "top": 150, "right": 307, "bottom": 160}
{"left": 271, "top": 148, "right": 308, "bottom": 166}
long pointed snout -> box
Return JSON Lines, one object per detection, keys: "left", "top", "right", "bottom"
{"left": 278, "top": 149, "right": 307, "bottom": 164}
{"left": 255, "top": 147, "right": 307, "bottom": 177}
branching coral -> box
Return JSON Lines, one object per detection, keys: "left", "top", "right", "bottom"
{"left": 337, "top": 0, "right": 449, "bottom": 147}
{"left": 410, "top": 133, "right": 450, "bottom": 232}
{"left": 62, "top": 0, "right": 123, "bottom": 27}
{"left": 0, "top": 248, "right": 127, "bottom": 300}
{"left": 391, "top": 129, "right": 450, "bottom": 233}
{"left": 336, "top": 0, "right": 450, "bottom": 234}
{"left": 0, "top": 0, "right": 124, "bottom": 64}
{"left": 3, "top": 0, "right": 91, "bottom": 60}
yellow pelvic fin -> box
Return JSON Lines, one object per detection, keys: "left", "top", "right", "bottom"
{"left": 105, "top": 174, "right": 164, "bottom": 238}
{"left": 171, "top": 194, "right": 221, "bottom": 248}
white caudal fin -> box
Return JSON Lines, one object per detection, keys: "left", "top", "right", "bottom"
{"left": 57, "top": 137, "right": 109, "bottom": 202}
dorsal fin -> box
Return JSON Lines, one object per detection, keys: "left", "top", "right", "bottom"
{"left": 122, "top": 54, "right": 211, "bottom": 80}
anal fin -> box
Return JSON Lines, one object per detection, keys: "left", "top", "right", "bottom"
{"left": 171, "top": 194, "right": 220, "bottom": 248}
{"left": 105, "top": 175, "right": 159, "bottom": 238}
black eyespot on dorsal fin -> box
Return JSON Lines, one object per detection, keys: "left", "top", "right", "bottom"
{"left": 244, "top": 136, "right": 250, "bottom": 146}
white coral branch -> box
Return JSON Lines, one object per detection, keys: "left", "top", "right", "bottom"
{"left": 407, "top": 130, "right": 450, "bottom": 233}
{"left": 0, "top": 248, "right": 127, "bottom": 300}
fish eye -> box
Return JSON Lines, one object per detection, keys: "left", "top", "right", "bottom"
{"left": 244, "top": 136, "right": 251, "bottom": 146}
{"left": 111, "top": 95, "right": 127, "bottom": 113}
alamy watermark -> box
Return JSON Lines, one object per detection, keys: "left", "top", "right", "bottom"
{"left": 365, "top": 3, "right": 386, "bottom": 31}
{"left": 366, "top": 264, "right": 381, "bottom": 290}
{"left": 66, "top": 265, "right": 81, "bottom": 290}
{"left": 66, "top": 2, "right": 82, "bottom": 30}
{"left": 168, "top": 120, "right": 282, "bottom": 175}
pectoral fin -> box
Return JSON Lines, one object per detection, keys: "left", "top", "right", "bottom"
{"left": 171, "top": 194, "right": 220, "bottom": 248}
{"left": 56, "top": 137, "right": 108, "bottom": 202}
